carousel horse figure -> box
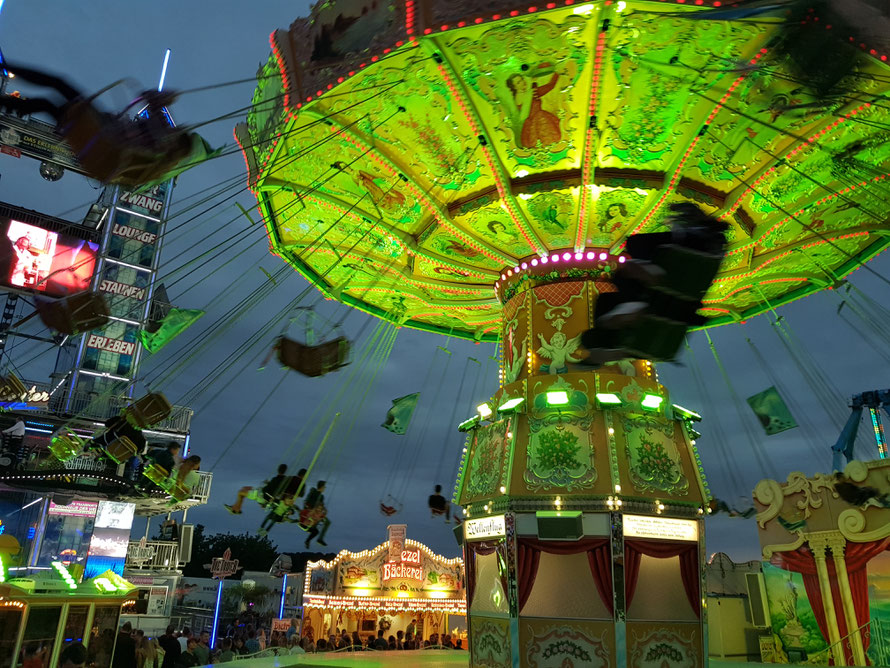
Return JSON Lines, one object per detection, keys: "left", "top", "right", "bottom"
{"left": 580, "top": 203, "right": 728, "bottom": 365}
{"left": 0, "top": 64, "right": 220, "bottom": 189}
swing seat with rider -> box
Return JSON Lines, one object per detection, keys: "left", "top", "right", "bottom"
{"left": 297, "top": 505, "right": 327, "bottom": 530}
{"left": 123, "top": 392, "right": 173, "bottom": 429}
{"left": 58, "top": 95, "right": 194, "bottom": 189}
{"left": 36, "top": 291, "right": 110, "bottom": 335}
{"left": 167, "top": 481, "right": 191, "bottom": 502}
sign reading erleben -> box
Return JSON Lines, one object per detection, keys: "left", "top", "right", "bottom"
{"left": 86, "top": 334, "right": 136, "bottom": 356}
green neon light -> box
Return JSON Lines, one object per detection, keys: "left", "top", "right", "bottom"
{"left": 458, "top": 416, "right": 479, "bottom": 432}
{"left": 545, "top": 391, "right": 569, "bottom": 406}
{"left": 672, "top": 404, "right": 702, "bottom": 421}
{"left": 51, "top": 561, "right": 78, "bottom": 590}
{"left": 641, "top": 394, "right": 664, "bottom": 410}
{"left": 536, "top": 510, "right": 582, "bottom": 518}
{"left": 497, "top": 397, "right": 525, "bottom": 412}
{"left": 0, "top": 554, "right": 5, "bottom": 584}
{"left": 94, "top": 577, "right": 118, "bottom": 593}
{"left": 595, "top": 393, "right": 622, "bottom": 405}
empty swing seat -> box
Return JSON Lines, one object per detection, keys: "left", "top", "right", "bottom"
{"left": 102, "top": 435, "right": 138, "bottom": 465}
{"left": 49, "top": 432, "right": 86, "bottom": 462}
{"left": 123, "top": 392, "right": 172, "bottom": 429}
{"left": 36, "top": 291, "right": 110, "bottom": 335}
{"left": 277, "top": 337, "right": 350, "bottom": 377}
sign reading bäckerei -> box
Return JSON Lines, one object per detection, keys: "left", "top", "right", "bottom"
{"left": 464, "top": 515, "right": 506, "bottom": 541}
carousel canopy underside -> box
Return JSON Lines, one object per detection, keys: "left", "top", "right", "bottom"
{"left": 242, "top": 0, "right": 890, "bottom": 341}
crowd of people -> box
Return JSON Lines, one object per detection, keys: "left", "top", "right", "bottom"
{"left": 96, "top": 619, "right": 465, "bottom": 667}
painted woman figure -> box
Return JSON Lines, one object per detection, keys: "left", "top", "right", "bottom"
{"left": 506, "top": 72, "right": 561, "bottom": 149}
{"left": 601, "top": 202, "right": 628, "bottom": 234}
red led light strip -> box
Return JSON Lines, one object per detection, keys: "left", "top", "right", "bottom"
{"left": 575, "top": 29, "right": 607, "bottom": 251}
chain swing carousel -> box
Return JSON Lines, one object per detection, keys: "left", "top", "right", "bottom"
{"left": 238, "top": 0, "right": 890, "bottom": 665}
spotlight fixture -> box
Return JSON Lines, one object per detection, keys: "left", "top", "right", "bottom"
{"left": 497, "top": 397, "right": 525, "bottom": 413}
{"left": 595, "top": 393, "right": 622, "bottom": 406}
{"left": 641, "top": 394, "right": 664, "bottom": 410}
{"left": 477, "top": 403, "right": 493, "bottom": 419}
{"left": 672, "top": 404, "right": 702, "bottom": 422}
{"left": 545, "top": 390, "right": 569, "bottom": 406}
{"left": 457, "top": 416, "right": 480, "bottom": 433}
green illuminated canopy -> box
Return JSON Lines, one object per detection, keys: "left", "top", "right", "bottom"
{"left": 240, "top": 0, "right": 890, "bottom": 341}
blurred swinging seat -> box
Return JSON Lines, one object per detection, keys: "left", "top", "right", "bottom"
{"left": 49, "top": 430, "right": 86, "bottom": 462}
{"left": 36, "top": 291, "right": 110, "bottom": 335}
{"left": 123, "top": 392, "right": 172, "bottom": 429}
{"left": 275, "top": 308, "right": 351, "bottom": 378}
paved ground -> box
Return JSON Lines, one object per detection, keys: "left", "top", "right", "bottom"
{"left": 221, "top": 652, "right": 846, "bottom": 667}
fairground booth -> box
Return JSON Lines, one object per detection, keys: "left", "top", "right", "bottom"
{"left": 301, "top": 525, "right": 466, "bottom": 645}
{"left": 754, "top": 460, "right": 890, "bottom": 666}
{"left": 0, "top": 545, "right": 137, "bottom": 668}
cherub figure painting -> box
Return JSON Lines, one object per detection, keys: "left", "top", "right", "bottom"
{"left": 537, "top": 331, "right": 582, "bottom": 374}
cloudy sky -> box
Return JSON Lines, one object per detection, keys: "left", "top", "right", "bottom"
{"left": 2, "top": 0, "right": 889, "bottom": 565}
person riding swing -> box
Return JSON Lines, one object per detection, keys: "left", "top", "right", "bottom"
{"left": 0, "top": 64, "right": 221, "bottom": 189}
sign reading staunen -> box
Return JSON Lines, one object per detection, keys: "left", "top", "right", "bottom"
{"left": 464, "top": 515, "right": 506, "bottom": 542}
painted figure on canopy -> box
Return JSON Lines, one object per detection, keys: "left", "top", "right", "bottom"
{"left": 506, "top": 70, "right": 561, "bottom": 149}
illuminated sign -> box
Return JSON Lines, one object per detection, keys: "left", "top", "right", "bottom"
{"left": 126, "top": 537, "right": 156, "bottom": 567}
{"left": 119, "top": 191, "right": 164, "bottom": 214}
{"left": 382, "top": 562, "right": 423, "bottom": 583}
{"left": 387, "top": 524, "right": 406, "bottom": 563}
{"left": 48, "top": 500, "right": 99, "bottom": 518}
{"left": 98, "top": 279, "right": 146, "bottom": 301}
{"left": 623, "top": 515, "right": 699, "bottom": 542}
{"left": 111, "top": 223, "right": 157, "bottom": 245}
{"left": 464, "top": 515, "right": 506, "bottom": 541}
{"left": 210, "top": 548, "right": 241, "bottom": 579}
{"left": 86, "top": 334, "right": 136, "bottom": 356}
{"left": 0, "top": 381, "right": 50, "bottom": 409}
{"left": 401, "top": 549, "right": 421, "bottom": 565}
{"left": 0, "top": 218, "right": 98, "bottom": 297}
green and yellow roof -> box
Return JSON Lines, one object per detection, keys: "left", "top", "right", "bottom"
{"left": 237, "top": 0, "right": 890, "bottom": 342}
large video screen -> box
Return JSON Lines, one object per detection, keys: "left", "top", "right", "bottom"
{"left": 0, "top": 218, "right": 98, "bottom": 296}
{"left": 84, "top": 500, "right": 134, "bottom": 579}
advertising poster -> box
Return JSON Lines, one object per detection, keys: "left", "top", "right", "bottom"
{"left": 85, "top": 500, "right": 135, "bottom": 579}
{"left": 0, "top": 218, "right": 98, "bottom": 296}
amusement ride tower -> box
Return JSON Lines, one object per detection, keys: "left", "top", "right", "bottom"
{"left": 239, "top": 0, "right": 890, "bottom": 665}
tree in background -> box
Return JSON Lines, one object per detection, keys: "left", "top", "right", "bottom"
{"left": 182, "top": 525, "right": 279, "bottom": 578}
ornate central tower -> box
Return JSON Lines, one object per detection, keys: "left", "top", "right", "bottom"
{"left": 455, "top": 254, "right": 710, "bottom": 668}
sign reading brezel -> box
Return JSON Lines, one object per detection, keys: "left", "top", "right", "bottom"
{"left": 464, "top": 515, "right": 506, "bottom": 541}
{"left": 87, "top": 334, "right": 136, "bottom": 356}
{"left": 623, "top": 514, "right": 699, "bottom": 542}
{"left": 99, "top": 279, "right": 146, "bottom": 301}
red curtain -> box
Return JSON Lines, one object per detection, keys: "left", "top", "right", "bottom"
{"left": 516, "top": 538, "right": 612, "bottom": 614}
{"left": 773, "top": 538, "right": 890, "bottom": 665}
{"left": 624, "top": 539, "right": 700, "bottom": 618}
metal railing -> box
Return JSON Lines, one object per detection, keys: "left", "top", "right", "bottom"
{"left": 125, "top": 540, "right": 180, "bottom": 570}
{"left": 189, "top": 471, "right": 213, "bottom": 505}
{"left": 14, "top": 377, "right": 193, "bottom": 433}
